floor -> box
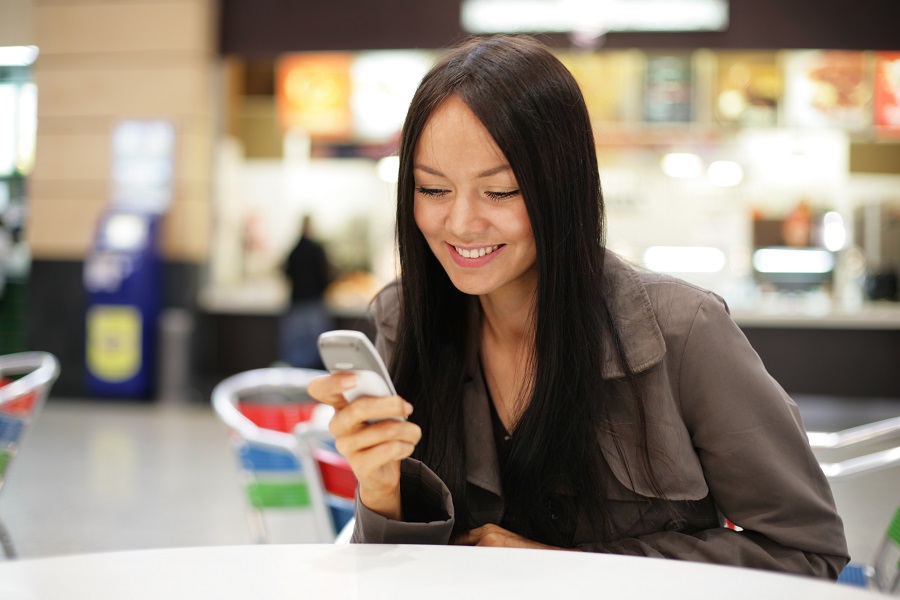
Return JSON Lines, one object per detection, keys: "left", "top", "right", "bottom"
{"left": 1, "top": 392, "right": 898, "bottom": 566}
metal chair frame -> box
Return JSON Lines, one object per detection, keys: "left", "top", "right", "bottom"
{"left": 808, "top": 416, "right": 900, "bottom": 592}
{"left": 212, "top": 367, "right": 354, "bottom": 544}
{"left": 807, "top": 416, "right": 900, "bottom": 482}
{"left": 0, "top": 352, "right": 60, "bottom": 559}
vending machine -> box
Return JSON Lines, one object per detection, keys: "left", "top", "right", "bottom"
{"left": 84, "top": 210, "right": 162, "bottom": 398}
{"left": 83, "top": 119, "right": 174, "bottom": 399}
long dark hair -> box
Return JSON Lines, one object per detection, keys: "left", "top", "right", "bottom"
{"left": 391, "top": 35, "right": 671, "bottom": 546}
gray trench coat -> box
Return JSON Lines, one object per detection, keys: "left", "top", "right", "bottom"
{"left": 351, "top": 253, "right": 849, "bottom": 578}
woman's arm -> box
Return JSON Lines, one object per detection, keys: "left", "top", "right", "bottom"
{"left": 581, "top": 293, "right": 849, "bottom": 578}
{"left": 307, "top": 372, "right": 419, "bottom": 521}
{"left": 352, "top": 458, "right": 456, "bottom": 544}
{"left": 348, "top": 282, "right": 456, "bottom": 544}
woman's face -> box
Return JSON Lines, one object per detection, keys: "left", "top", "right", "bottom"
{"left": 413, "top": 96, "right": 537, "bottom": 300}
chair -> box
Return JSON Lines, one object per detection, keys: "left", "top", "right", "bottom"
{"left": 212, "top": 367, "right": 357, "bottom": 544}
{"left": 0, "top": 352, "right": 60, "bottom": 559}
{"left": 808, "top": 416, "right": 900, "bottom": 481}
{"left": 833, "top": 505, "right": 900, "bottom": 594}
{"left": 807, "top": 418, "right": 900, "bottom": 592}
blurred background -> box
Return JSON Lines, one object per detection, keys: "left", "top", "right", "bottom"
{"left": 0, "top": 0, "right": 898, "bottom": 566}
{"left": 0, "top": 0, "right": 898, "bottom": 399}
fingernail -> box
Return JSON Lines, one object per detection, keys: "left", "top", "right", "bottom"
{"left": 341, "top": 375, "right": 357, "bottom": 389}
{"left": 403, "top": 401, "right": 414, "bottom": 415}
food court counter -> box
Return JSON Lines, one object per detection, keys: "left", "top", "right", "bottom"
{"left": 198, "top": 281, "right": 900, "bottom": 398}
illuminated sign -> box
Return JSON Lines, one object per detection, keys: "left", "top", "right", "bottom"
{"left": 277, "top": 53, "right": 353, "bottom": 140}
{"left": 461, "top": 0, "right": 729, "bottom": 34}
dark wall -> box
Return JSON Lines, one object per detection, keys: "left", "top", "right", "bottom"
{"left": 219, "top": 0, "right": 464, "bottom": 56}
{"left": 25, "top": 259, "right": 208, "bottom": 399}
{"left": 24, "top": 261, "right": 86, "bottom": 397}
{"left": 741, "top": 327, "right": 900, "bottom": 398}
{"left": 220, "top": 0, "right": 900, "bottom": 55}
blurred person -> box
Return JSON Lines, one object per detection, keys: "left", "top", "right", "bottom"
{"left": 281, "top": 215, "right": 332, "bottom": 368}
{"left": 308, "top": 36, "right": 848, "bottom": 578}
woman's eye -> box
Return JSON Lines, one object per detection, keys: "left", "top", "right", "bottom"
{"left": 485, "top": 190, "right": 520, "bottom": 201}
{"left": 415, "top": 187, "right": 448, "bottom": 198}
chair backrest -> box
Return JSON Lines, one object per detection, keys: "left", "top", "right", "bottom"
{"left": 295, "top": 419, "right": 356, "bottom": 540}
{"left": 809, "top": 417, "right": 900, "bottom": 592}
{"left": 212, "top": 367, "right": 356, "bottom": 543}
{"left": 0, "top": 352, "right": 60, "bottom": 488}
{"left": 808, "top": 417, "right": 900, "bottom": 451}
{"left": 872, "top": 505, "right": 900, "bottom": 594}
{"left": 0, "top": 352, "right": 60, "bottom": 558}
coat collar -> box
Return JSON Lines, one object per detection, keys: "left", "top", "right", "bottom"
{"left": 461, "top": 251, "right": 666, "bottom": 497}
{"left": 597, "top": 252, "right": 666, "bottom": 379}
{"left": 456, "top": 251, "right": 666, "bottom": 381}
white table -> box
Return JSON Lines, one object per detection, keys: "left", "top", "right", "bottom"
{"left": 0, "top": 544, "right": 877, "bottom": 599}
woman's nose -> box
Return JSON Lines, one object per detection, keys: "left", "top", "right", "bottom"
{"left": 446, "top": 194, "right": 486, "bottom": 236}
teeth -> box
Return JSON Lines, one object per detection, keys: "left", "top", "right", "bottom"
{"left": 455, "top": 245, "right": 500, "bottom": 259}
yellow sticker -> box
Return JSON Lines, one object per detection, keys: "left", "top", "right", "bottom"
{"left": 86, "top": 305, "right": 142, "bottom": 382}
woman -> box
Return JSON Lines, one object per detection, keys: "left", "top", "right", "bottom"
{"left": 308, "top": 35, "right": 849, "bottom": 578}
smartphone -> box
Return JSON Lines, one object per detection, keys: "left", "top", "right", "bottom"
{"left": 317, "top": 330, "right": 397, "bottom": 403}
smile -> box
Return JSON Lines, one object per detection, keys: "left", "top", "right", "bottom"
{"left": 453, "top": 244, "right": 501, "bottom": 259}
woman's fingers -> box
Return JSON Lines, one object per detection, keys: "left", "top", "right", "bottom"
{"left": 353, "top": 436, "right": 417, "bottom": 481}
{"left": 306, "top": 372, "right": 356, "bottom": 409}
{"left": 306, "top": 372, "right": 418, "bottom": 522}
{"left": 329, "top": 395, "right": 413, "bottom": 436}
{"left": 451, "top": 524, "right": 564, "bottom": 550}
{"left": 307, "top": 374, "right": 414, "bottom": 424}
{"left": 333, "top": 417, "right": 421, "bottom": 457}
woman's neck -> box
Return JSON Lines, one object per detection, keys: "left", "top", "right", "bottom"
{"left": 478, "top": 284, "right": 537, "bottom": 431}
{"left": 477, "top": 283, "right": 536, "bottom": 343}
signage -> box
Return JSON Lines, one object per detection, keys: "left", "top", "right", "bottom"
{"left": 277, "top": 53, "right": 353, "bottom": 140}
{"left": 462, "top": 0, "right": 729, "bottom": 34}
{"left": 110, "top": 120, "right": 176, "bottom": 213}
{"left": 874, "top": 52, "right": 900, "bottom": 134}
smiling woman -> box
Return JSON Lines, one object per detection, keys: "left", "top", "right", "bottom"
{"left": 412, "top": 96, "right": 535, "bottom": 300}
{"left": 305, "top": 35, "right": 850, "bottom": 579}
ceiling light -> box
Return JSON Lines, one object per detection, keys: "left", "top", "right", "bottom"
{"left": 707, "top": 160, "right": 743, "bottom": 187}
{"left": 461, "top": 0, "right": 729, "bottom": 33}
{"left": 0, "top": 46, "right": 39, "bottom": 67}
{"left": 752, "top": 248, "right": 834, "bottom": 274}
{"left": 643, "top": 246, "right": 726, "bottom": 273}
{"left": 376, "top": 156, "right": 399, "bottom": 183}
{"left": 822, "top": 211, "right": 846, "bottom": 252}
{"left": 661, "top": 152, "right": 703, "bottom": 179}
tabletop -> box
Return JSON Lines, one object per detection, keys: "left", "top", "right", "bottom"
{"left": 0, "top": 543, "right": 877, "bottom": 599}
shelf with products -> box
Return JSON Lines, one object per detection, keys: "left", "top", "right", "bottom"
{"left": 571, "top": 48, "right": 900, "bottom": 144}
{"left": 225, "top": 47, "right": 900, "bottom": 163}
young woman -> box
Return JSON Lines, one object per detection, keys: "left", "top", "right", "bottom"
{"left": 308, "top": 35, "right": 849, "bottom": 578}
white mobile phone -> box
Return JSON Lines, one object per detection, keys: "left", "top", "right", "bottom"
{"left": 317, "top": 330, "right": 397, "bottom": 402}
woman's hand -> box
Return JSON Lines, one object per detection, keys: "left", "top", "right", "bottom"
{"left": 451, "top": 524, "right": 564, "bottom": 550}
{"left": 307, "top": 372, "right": 421, "bottom": 521}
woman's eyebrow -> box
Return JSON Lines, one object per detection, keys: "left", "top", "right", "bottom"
{"left": 476, "top": 165, "right": 512, "bottom": 178}
{"left": 413, "top": 164, "right": 444, "bottom": 176}
{"left": 413, "top": 164, "right": 512, "bottom": 178}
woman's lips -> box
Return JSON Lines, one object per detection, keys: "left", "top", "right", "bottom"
{"left": 447, "top": 243, "right": 504, "bottom": 267}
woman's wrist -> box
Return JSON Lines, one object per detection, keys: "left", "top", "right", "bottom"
{"left": 359, "top": 484, "right": 403, "bottom": 521}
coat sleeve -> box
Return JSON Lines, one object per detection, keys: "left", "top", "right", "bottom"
{"left": 351, "top": 281, "right": 456, "bottom": 544}
{"left": 588, "top": 293, "right": 849, "bottom": 578}
{"left": 351, "top": 458, "right": 456, "bottom": 544}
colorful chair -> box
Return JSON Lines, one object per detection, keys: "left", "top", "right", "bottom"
{"left": 212, "top": 367, "right": 357, "bottom": 544}
{"left": 808, "top": 416, "right": 900, "bottom": 481}
{"left": 834, "top": 505, "right": 900, "bottom": 593}
{"left": 0, "top": 352, "right": 60, "bottom": 559}
{"left": 808, "top": 417, "right": 900, "bottom": 592}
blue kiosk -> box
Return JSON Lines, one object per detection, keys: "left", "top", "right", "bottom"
{"left": 84, "top": 211, "right": 162, "bottom": 398}
{"left": 84, "top": 120, "right": 174, "bottom": 399}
